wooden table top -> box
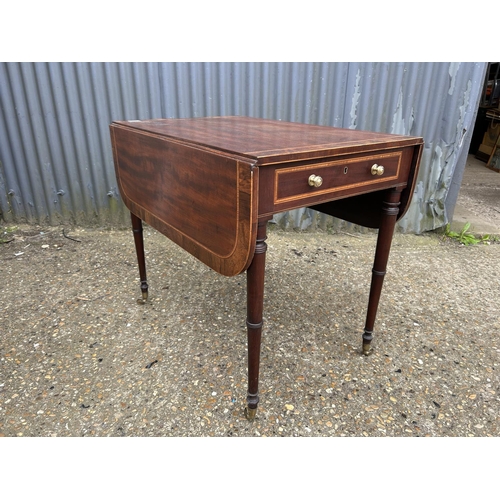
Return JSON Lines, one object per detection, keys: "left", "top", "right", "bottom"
{"left": 110, "top": 116, "right": 423, "bottom": 276}
{"left": 113, "top": 116, "right": 423, "bottom": 165}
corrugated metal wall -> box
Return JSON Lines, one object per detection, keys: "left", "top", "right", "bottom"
{"left": 0, "top": 62, "right": 486, "bottom": 233}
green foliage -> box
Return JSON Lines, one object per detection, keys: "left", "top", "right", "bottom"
{"left": 0, "top": 225, "right": 18, "bottom": 243}
{"left": 444, "top": 222, "right": 491, "bottom": 245}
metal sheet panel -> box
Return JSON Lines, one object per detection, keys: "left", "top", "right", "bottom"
{"left": 0, "top": 62, "right": 487, "bottom": 233}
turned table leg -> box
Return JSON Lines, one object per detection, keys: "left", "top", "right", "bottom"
{"left": 131, "top": 212, "right": 149, "bottom": 303}
{"left": 245, "top": 219, "right": 269, "bottom": 420}
{"left": 362, "top": 188, "right": 402, "bottom": 355}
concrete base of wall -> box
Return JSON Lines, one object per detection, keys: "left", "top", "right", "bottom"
{"left": 450, "top": 154, "right": 500, "bottom": 236}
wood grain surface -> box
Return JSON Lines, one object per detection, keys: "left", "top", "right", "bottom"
{"left": 110, "top": 117, "right": 423, "bottom": 273}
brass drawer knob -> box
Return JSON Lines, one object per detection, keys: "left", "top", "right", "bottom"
{"left": 308, "top": 174, "right": 323, "bottom": 187}
{"left": 371, "top": 164, "right": 385, "bottom": 176}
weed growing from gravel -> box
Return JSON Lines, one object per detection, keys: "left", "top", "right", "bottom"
{"left": 444, "top": 222, "right": 492, "bottom": 245}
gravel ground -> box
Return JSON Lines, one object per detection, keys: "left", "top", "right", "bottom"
{"left": 1, "top": 223, "right": 499, "bottom": 438}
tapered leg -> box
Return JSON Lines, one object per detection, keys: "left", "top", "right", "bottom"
{"left": 362, "top": 188, "right": 402, "bottom": 355}
{"left": 131, "top": 212, "right": 149, "bottom": 303}
{"left": 245, "top": 219, "right": 269, "bottom": 419}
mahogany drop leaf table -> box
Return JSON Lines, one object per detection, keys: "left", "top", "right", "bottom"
{"left": 110, "top": 116, "right": 423, "bottom": 419}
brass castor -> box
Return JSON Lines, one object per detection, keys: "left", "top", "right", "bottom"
{"left": 245, "top": 407, "right": 257, "bottom": 420}
{"left": 137, "top": 289, "right": 148, "bottom": 304}
{"left": 362, "top": 329, "right": 373, "bottom": 356}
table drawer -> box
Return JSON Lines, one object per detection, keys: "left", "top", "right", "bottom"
{"left": 274, "top": 151, "right": 403, "bottom": 205}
